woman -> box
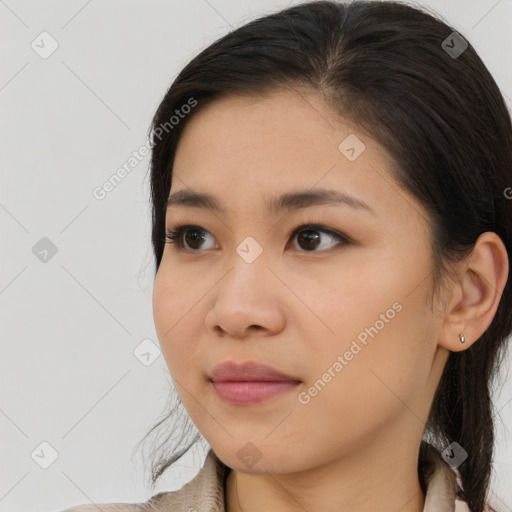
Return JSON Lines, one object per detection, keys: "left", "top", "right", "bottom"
{"left": 61, "top": 1, "right": 511, "bottom": 511}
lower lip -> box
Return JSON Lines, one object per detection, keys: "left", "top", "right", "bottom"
{"left": 211, "top": 380, "right": 300, "bottom": 404}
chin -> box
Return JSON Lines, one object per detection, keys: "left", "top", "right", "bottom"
{"left": 213, "top": 441, "right": 308, "bottom": 475}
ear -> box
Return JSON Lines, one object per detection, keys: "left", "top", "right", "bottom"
{"left": 437, "top": 232, "right": 509, "bottom": 352}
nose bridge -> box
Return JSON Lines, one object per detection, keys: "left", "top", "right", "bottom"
{"left": 210, "top": 228, "right": 284, "bottom": 319}
{"left": 206, "top": 235, "right": 281, "bottom": 337}
{"left": 220, "top": 233, "right": 268, "bottom": 295}
{"left": 235, "top": 233, "right": 266, "bottom": 266}
{"left": 211, "top": 206, "right": 281, "bottom": 293}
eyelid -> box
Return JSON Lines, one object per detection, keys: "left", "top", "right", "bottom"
{"left": 288, "top": 223, "right": 352, "bottom": 245}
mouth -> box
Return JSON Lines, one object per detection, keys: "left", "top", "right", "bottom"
{"left": 209, "top": 360, "right": 300, "bottom": 381}
{"left": 208, "top": 360, "right": 301, "bottom": 405}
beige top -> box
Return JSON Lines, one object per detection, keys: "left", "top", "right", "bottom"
{"left": 60, "top": 445, "right": 471, "bottom": 512}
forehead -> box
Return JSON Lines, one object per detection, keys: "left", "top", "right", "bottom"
{"left": 174, "top": 90, "right": 340, "bottom": 168}
{"left": 169, "top": 90, "right": 422, "bottom": 223}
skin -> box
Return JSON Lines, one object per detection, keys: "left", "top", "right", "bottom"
{"left": 152, "top": 89, "right": 509, "bottom": 512}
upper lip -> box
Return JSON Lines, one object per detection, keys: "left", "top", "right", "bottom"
{"left": 209, "top": 361, "right": 301, "bottom": 382}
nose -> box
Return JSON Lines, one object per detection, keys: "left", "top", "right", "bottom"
{"left": 204, "top": 256, "right": 286, "bottom": 340}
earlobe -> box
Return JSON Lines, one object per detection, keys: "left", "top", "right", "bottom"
{"left": 437, "top": 232, "right": 509, "bottom": 353}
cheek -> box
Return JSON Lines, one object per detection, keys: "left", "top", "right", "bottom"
{"left": 287, "top": 290, "right": 433, "bottom": 465}
{"left": 152, "top": 265, "right": 203, "bottom": 376}
{"left": 294, "top": 248, "right": 435, "bottom": 403}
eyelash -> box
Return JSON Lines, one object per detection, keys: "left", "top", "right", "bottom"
{"left": 165, "top": 222, "right": 352, "bottom": 253}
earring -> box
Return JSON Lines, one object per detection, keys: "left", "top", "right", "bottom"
{"left": 459, "top": 332, "right": 466, "bottom": 344}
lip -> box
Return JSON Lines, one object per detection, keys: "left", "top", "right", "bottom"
{"left": 209, "top": 361, "right": 301, "bottom": 405}
{"left": 209, "top": 361, "right": 300, "bottom": 382}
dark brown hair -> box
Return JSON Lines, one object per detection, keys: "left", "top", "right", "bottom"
{"left": 135, "top": 2, "right": 512, "bottom": 511}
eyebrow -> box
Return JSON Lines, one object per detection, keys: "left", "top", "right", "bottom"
{"left": 166, "top": 188, "right": 375, "bottom": 216}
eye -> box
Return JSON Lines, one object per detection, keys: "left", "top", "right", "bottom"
{"left": 165, "top": 225, "right": 217, "bottom": 250}
{"left": 165, "top": 224, "right": 352, "bottom": 252}
{"left": 288, "top": 224, "right": 351, "bottom": 252}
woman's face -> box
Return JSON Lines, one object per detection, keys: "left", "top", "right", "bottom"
{"left": 152, "top": 90, "right": 449, "bottom": 473}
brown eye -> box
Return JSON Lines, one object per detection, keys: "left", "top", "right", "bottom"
{"left": 296, "top": 229, "right": 321, "bottom": 250}
{"left": 183, "top": 229, "right": 207, "bottom": 250}
{"left": 166, "top": 226, "right": 217, "bottom": 250}
{"left": 289, "top": 225, "right": 350, "bottom": 252}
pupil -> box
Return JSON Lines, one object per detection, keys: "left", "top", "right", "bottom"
{"left": 299, "top": 230, "right": 320, "bottom": 250}
{"left": 186, "top": 230, "right": 204, "bottom": 248}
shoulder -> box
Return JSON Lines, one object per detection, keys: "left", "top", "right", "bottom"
{"left": 57, "top": 450, "right": 230, "bottom": 512}
{"left": 58, "top": 505, "right": 143, "bottom": 512}
{"left": 56, "top": 491, "right": 179, "bottom": 512}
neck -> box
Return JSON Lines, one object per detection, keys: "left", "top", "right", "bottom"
{"left": 225, "top": 432, "right": 426, "bottom": 512}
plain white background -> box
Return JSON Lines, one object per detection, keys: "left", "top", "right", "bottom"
{"left": 1, "top": 1, "right": 511, "bottom": 511}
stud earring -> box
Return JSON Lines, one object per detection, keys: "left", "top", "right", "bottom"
{"left": 459, "top": 332, "right": 466, "bottom": 344}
